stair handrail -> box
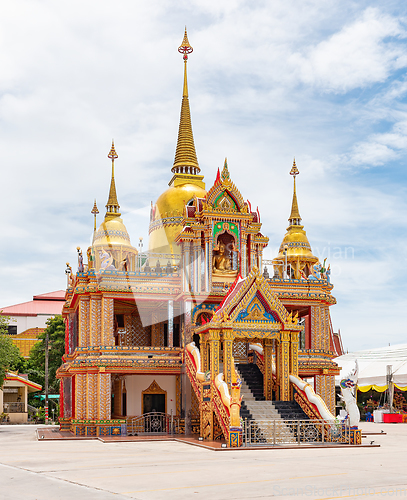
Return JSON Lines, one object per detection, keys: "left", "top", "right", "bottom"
{"left": 289, "top": 374, "right": 336, "bottom": 421}
{"left": 186, "top": 342, "right": 242, "bottom": 442}
{"left": 248, "top": 343, "right": 336, "bottom": 421}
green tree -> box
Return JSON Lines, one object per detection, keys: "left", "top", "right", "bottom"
{"left": 0, "top": 313, "right": 24, "bottom": 387}
{"left": 28, "top": 315, "right": 65, "bottom": 394}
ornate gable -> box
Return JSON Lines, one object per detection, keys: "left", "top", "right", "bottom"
{"left": 205, "top": 159, "right": 247, "bottom": 213}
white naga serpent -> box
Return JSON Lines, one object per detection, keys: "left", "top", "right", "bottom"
{"left": 339, "top": 361, "right": 360, "bottom": 427}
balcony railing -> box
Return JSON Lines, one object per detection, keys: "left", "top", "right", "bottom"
{"left": 3, "top": 402, "right": 25, "bottom": 413}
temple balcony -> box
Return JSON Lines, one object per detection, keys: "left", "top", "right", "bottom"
{"left": 66, "top": 346, "right": 183, "bottom": 374}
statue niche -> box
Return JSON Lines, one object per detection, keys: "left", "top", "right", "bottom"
{"left": 212, "top": 232, "right": 237, "bottom": 277}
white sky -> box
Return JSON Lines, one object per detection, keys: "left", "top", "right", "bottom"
{"left": 1, "top": 0, "right": 407, "bottom": 351}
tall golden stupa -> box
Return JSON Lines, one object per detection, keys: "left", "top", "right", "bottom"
{"left": 148, "top": 29, "right": 206, "bottom": 256}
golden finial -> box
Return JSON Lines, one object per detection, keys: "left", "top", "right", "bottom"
{"left": 289, "top": 158, "right": 301, "bottom": 223}
{"left": 172, "top": 28, "right": 200, "bottom": 175}
{"left": 290, "top": 157, "right": 299, "bottom": 177}
{"left": 108, "top": 140, "right": 118, "bottom": 161}
{"left": 91, "top": 199, "right": 99, "bottom": 232}
{"left": 105, "top": 141, "right": 121, "bottom": 219}
{"left": 178, "top": 27, "right": 193, "bottom": 58}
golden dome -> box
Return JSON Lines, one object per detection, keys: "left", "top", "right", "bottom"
{"left": 93, "top": 217, "right": 132, "bottom": 247}
{"left": 149, "top": 180, "right": 206, "bottom": 255}
{"left": 276, "top": 225, "right": 318, "bottom": 262}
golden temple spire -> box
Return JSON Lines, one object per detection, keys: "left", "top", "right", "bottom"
{"left": 105, "top": 141, "right": 121, "bottom": 220}
{"left": 289, "top": 158, "right": 301, "bottom": 224}
{"left": 171, "top": 28, "right": 200, "bottom": 175}
{"left": 91, "top": 199, "right": 99, "bottom": 232}
{"left": 221, "top": 157, "right": 230, "bottom": 181}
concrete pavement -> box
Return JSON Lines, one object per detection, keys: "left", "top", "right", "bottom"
{"left": 0, "top": 423, "right": 406, "bottom": 500}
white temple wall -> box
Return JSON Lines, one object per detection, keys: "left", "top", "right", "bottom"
{"left": 125, "top": 375, "right": 176, "bottom": 416}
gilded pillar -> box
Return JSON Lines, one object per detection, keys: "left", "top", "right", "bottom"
{"left": 264, "top": 339, "right": 273, "bottom": 400}
{"left": 89, "top": 295, "right": 102, "bottom": 346}
{"left": 279, "top": 331, "right": 290, "bottom": 401}
{"left": 101, "top": 297, "right": 114, "bottom": 346}
{"left": 290, "top": 331, "right": 299, "bottom": 377}
{"left": 200, "top": 337, "right": 209, "bottom": 372}
{"left": 168, "top": 300, "right": 174, "bottom": 347}
{"left": 209, "top": 330, "right": 220, "bottom": 381}
{"left": 184, "top": 243, "right": 191, "bottom": 292}
{"left": 75, "top": 373, "right": 86, "bottom": 419}
{"left": 274, "top": 338, "right": 280, "bottom": 398}
{"left": 78, "top": 297, "right": 90, "bottom": 347}
{"left": 222, "top": 331, "right": 234, "bottom": 389}
{"left": 184, "top": 301, "right": 192, "bottom": 345}
{"left": 204, "top": 239, "right": 210, "bottom": 292}
{"left": 86, "top": 373, "right": 97, "bottom": 419}
{"left": 311, "top": 305, "right": 322, "bottom": 350}
{"left": 241, "top": 235, "right": 247, "bottom": 277}
{"left": 97, "top": 369, "right": 111, "bottom": 420}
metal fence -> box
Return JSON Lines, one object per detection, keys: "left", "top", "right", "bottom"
{"left": 127, "top": 412, "right": 181, "bottom": 436}
{"left": 243, "top": 419, "right": 351, "bottom": 446}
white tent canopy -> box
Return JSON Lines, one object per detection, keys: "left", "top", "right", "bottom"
{"left": 334, "top": 343, "right": 407, "bottom": 391}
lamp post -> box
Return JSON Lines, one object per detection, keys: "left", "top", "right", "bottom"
{"left": 138, "top": 237, "right": 143, "bottom": 270}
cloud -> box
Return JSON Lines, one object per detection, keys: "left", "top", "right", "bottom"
{"left": 1, "top": 1, "right": 407, "bottom": 351}
{"left": 290, "top": 7, "right": 407, "bottom": 93}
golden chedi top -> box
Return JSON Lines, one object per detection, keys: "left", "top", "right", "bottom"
{"left": 92, "top": 142, "right": 137, "bottom": 271}
{"left": 149, "top": 29, "right": 206, "bottom": 256}
{"left": 275, "top": 160, "right": 318, "bottom": 279}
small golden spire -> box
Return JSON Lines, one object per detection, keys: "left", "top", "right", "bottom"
{"left": 289, "top": 158, "right": 301, "bottom": 223}
{"left": 221, "top": 157, "right": 230, "bottom": 180}
{"left": 91, "top": 199, "right": 99, "bottom": 232}
{"left": 105, "top": 140, "right": 121, "bottom": 219}
{"left": 172, "top": 28, "right": 200, "bottom": 175}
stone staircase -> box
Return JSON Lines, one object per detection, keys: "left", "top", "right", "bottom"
{"left": 236, "top": 363, "right": 308, "bottom": 444}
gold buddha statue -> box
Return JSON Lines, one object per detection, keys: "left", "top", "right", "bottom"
{"left": 212, "top": 242, "right": 235, "bottom": 275}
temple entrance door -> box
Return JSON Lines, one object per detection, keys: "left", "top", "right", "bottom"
{"left": 143, "top": 394, "right": 165, "bottom": 414}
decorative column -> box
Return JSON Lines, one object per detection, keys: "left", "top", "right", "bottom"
{"left": 274, "top": 338, "right": 280, "bottom": 398}
{"left": 183, "top": 301, "right": 192, "bottom": 346}
{"left": 97, "top": 369, "right": 111, "bottom": 420}
{"left": 204, "top": 238, "right": 210, "bottom": 292}
{"left": 208, "top": 330, "right": 220, "bottom": 381}
{"left": 196, "top": 242, "right": 202, "bottom": 294}
{"left": 101, "top": 297, "right": 114, "bottom": 346}
{"left": 290, "top": 331, "right": 299, "bottom": 377}
{"left": 200, "top": 337, "right": 209, "bottom": 372}
{"left": 168, "top": 300, "right": 174, "bottom": 347}
{"left": 264, "top": 339, "right": 273, "bottom": 400}
{"left": 89, "top": 295, "right": 102, "bottom": 346}
{"left": 279, "top": 331, "right": 290, "bottom": 401}
{"left": 75, "top": 374, "right": 86, "bottom": 420}
{"left": 241, "top": 235, "right": 247, "bottom": 277}
{"left": 86, "top": 373, "right": 97, "bottom": 419}
{"left": 310, "top": 305, "right": 322, "bottom": 350}
{"left": 78, "top": 296, "right": 90, "bottom": 347}
{"left": 222, "top": 331, "right": 234, "bottom": 389}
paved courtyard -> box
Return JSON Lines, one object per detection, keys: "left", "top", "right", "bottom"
{"left": 0, "top": 423, "right": 406, "bottom": 500}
